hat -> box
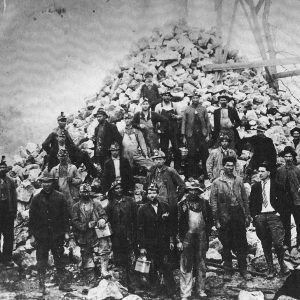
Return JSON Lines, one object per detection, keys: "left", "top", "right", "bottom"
{"left": 79, "top": 183, "right": 92, "bottom": 194}
{"left": 219, "top": 135, "right": 231, "bottom": 142}
{"left": 280, "top": 146, "right": 297, "bottom": 158}
{"left": 161, "top": 91, "right": 173, "bottom": 99}
{"left": 256, "top": 124, "right": 267, "bottom": 132}
{"left": 124, "top": 112, "right": 134, "bottom": 119}
{"left": 186, "top": 180, "right": 204, "bottom": 193}
{"left": 151, "top": 150, "right": 166, "bottom": 160}
{"left": 57, "top": 112, "right": 67, "bottom": 122}
{"left": 57, "top": 149, "right": 69, "bottom": 158}
{"left": 144, "top": 71, "right": 153, "bottom": 78}
{"left": 94, "top": 107, "right": 108, "bottom": 117}
{"left": 291, "top": 127, "right": 300, "bottom": 136}
{"left": 109, "top": 177, "right": 122, "bottom": 191}
{"left": 0, "top": 156, "right": 11, "bottom": 173}
{"left": 218, "top": 93, "right": 233, "bottom": 101}
{"left": 38, "top": 171, "right": 56, "bottom": 182}
{"left": 110, "top": 142, "right": 120, "bottom": 151}
{"left": 140, "top": 97, "right": 149, "bottom": 104}
{"left": 147, "top": 182, "right": 159, "bottom": 193}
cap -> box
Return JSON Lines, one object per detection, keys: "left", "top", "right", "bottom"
{"left": 291, "top": 127, "right": 300, "bottom": 136}
{"left": 144, "top": 71, "right": 153, "bottom": 78}
{"left": 186, "top": 180, "right": 204, "bottom": 192}
{"left": 151, "top": 150, "right": 166, "bottom": 160}
{"left": 109, "top": 177, "right": 122, "bottom": 191}
{"left": 280, "top": 146, "right": 297, "bottom": 158}
{"left": 79, "top": 183, "right": 92, "bottom": 194}
{"left": 124, "top": 112, "right": 134, "bottom": 119}
{"left": 0, "top": 156, "right": 11, "bottom": 172}
{"left": 218, "top": 93, "right": 233, "bottom": 101}
{"left": 147, "top": 182, "right": 159, "bottom": 193}
{"left": 57, "top": 149, "right": 69, "bottom": 158}
{"left": 57, "top": 112, "right": 67, "bottom": 122}
{"left": 94, "top": 107, "right": 108, "bottom": 117}
{"left": 38, "top": 171, "right": 56, "bottom": 183}
{"left": 161, "top": 91, "right": 173, "bottom": 99}
{"left": 110, "top": 142, "right": 120, "bottom": 151}
{"left": 219, "top": 135, "right": 231, "bottom": 142}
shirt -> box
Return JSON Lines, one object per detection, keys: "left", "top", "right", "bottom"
{"left": 220, "top": 108, "right": 233, "bottom": 129}
{"left": 0, "top": 179, "right": 8, "bottom": 201}
{"left": 261, "top": 179, "right": 275, "bottom": 213}
{"left": 112, "top": 158, "right": 121, "bottom": 178}
{"left": 96, "top": 124, "right": 105, "bottom": 154}
{"left": 151, "top": 203, "right": 158, "bottom": 214}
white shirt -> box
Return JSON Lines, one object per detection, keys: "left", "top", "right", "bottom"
{"left": 112, "top": 158, "right": 120, "bottom": 178}
{"left": 151, "top": 203, "right": 158, "bottom": 214}
{"left": 261, "top": 179, "right": 275, "bottom": 213}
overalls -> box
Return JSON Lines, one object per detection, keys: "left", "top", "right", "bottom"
{"left": 140, "top": 112, "right": 159, "bottom": 155}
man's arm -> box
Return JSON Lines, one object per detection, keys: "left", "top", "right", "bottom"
{"left": 171, "top": 169, "right": 186, "bottom": 200}
{"left": 71, "top": 165, "right": 82, "bottom": 186}
{"left": 131, "top": 112, "right": 141, "bottom": 129}
{"left": 209, "top": 181, "right": 218, "bottom": 222}
{"left": 240, "top": 180, "right": 250, "bottom": 218}
{"left": 181, "top": 109, "right": 187, "bottom": 136}
{"left": 42, "top": 133, "right": 53, "bottom": 154}
{"left": 137, "top": 206, "right": 145, "bottom": 249}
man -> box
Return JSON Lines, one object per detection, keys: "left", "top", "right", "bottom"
{"left": 102, "top": 142, "right": 134, "bottom": 195}
{"left": 42, "top": 112, "right": 98, "bottom": 178}
{"left": 210, "top": 156, "right": 251, "bottom": 281}
{"left": 132, "top": 98, "right": 167, "bottom": 155}
{"left": 155, "top": 92, "right": 181, "bottom": 170}
{"left": 140, "top": 72, "right": 161, "bottom": 111}
{"left": 0, "top": 157, "right": 17, "bottom": 267}
{"left": 106, "top": 179, "right": 137, "bottom": 290}
{"left": 177, "top": 180, "right": 213, "bottom": 300}
{"left": 206, "top": 135, "right": 238, "bottom": 182}
{"left": 213, "top": 94, "right": 241, "bottom": 151}
{"left": 241, "top": 125, "right": 277, "bottom": 175}
{"left": 146, "top": 150, "right": 185, "bottom": 248}
{"left": 181, "top": 94, "right": 211, "bottom": 178}
{"left": 72, "top": 184, "right": 111, "bottom": 283}
{"left": 290, "top": 127, "right": 300, "bottom": 165}
{"left": 276, "top": 146, "right": 300, "bottom": 251}
{"left": 93, "top": 108, "right": 122, "bottom": 170}
{"left": 249, "top": 162, "right": 289, "bottom": 278}
{"left": 29, "top": 171, "right": 71, "bottom": 294}
{"left": 50, "top": 149, "right": 82, "bottom": 213}
{"left": 137, "top": 183, "right": 176, "bottom": 297}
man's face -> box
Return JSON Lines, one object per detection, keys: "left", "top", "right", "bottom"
{"left": 97, "top": 114, "right": 106, "bottom": 123}
{"left": 284, "top": 153, "right": 294, "bottom": 165}
{"left": 114, "top": 185, "right": 123, "bottom": 197}
{"left": 224, "top": 162, "right": 235, "bottom": 176}
{"left": 111, "top": 149, "right": 120, "bottom": 158}
{"left": 145, "top": 77, "right": 153, "bottom": 85}
{"left": 293, "top": 131, "right": 300, "bottom": 141}
{"left": 58, "top": 120, "right": 67, "bottom": 129}
{"left": 163, "top": 96, "right": 170, "bottom": 103}
{"left": 80, "top": 191, "right": 90, "bottom": 200}
{"left": 141, "top": 101, "right": 150, "bottom": 111}
{"left": 257, "top": 129, "right": 265, "bottom": 136}
{"left": 41, "top": 181, "right": 53, "bottom": 193}
{"left": 191, "top": 97, "right": 199, "bottom": 106}
{"left": 154, "top": 157, "right": 165, "bottom": 167}
{"left": 125, "top": 117, "right": 132, "bottom": 126}
{"left": 147, "top": 190, "right": 158, "bottom": 203}
{"left": 58, "top": 155, "right": 68, "bottom": 164}
{"left": 219, "top": 98, "right": 228, "bottom": 108}
{"left": 220, "top": 139, "right": 229, "bottom": 149}
{"left": 258, "top": 167, "right": 270, "bottom": 181}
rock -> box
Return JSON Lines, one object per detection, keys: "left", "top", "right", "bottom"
{"left": 183, "top": 83, "right": 196, "bottom": 95}
{"left": 123, "top": 295, "right": 142, "bottom": 300}
{"left": 278, "top": 105, "right": 292, "bottom": 115}
{"left": 16, "top": 180, "right": 35, "bottom": 203}
{"left": 238, "top": 290, "right": 264, "bottom": 300}
{"left": 162, "top": 78, "right": 176, "bottom": 88}
{"left": 155, "top": 50, "right": 180, "bottom": 61}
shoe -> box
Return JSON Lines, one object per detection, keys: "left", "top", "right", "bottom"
{"left": 240, "top": 271, "right": 252, "bottom": 281}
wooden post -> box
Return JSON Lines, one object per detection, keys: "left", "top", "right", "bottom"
{"left": 214, "top": 0, "right": 223, "bottom": 84}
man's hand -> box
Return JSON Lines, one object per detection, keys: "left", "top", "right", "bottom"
{"left": 215, "top": 220, "right": 221, "bottom": 229}
{"left": 88, "top": 221, "right": 96, "bottom": 228}
{"left": 97, "top": 219, "right": 106, "bottom": 229}
{"left": 245, "top": 216, "right": 252, "bottom": 227}
{"left": 177, "top": 242, "right": 183, "bottom": 251}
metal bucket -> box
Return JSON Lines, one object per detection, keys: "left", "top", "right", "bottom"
{"left": 134, "top": 257, "right": 151, "bottom": 274}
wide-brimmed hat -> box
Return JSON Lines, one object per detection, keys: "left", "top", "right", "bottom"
{"left": 94, "top": 108, "right": 108, "bottom": 118}
{"left": 57, "top": 112, "right": 67, "bottom": 122}
{"left": 290, "top": 127, "right": 300, "bottom": 136}
{"left": 279, "top": 146, "right": 297, "bottom": 158}
{"left": 0, "top": 156, "right": 11, "bottom": 173}
{"left": 186, "top": 180, "right": 204, "bottom": 193}
{"left": 38, "top": 171, "right": 56, "bottom": 183}
{"left": 151, "top": 150, "right": 166, "bottom": 160}
{"left": 110, "top": 142, "right": 120, "bottom": 151}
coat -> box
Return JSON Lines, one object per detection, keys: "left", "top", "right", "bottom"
{"left": 0, "top": 176, "right": 17, "bottom": 217}
{"left": 101, "top": 157, "right": 134, "bottom": 194}
{"left": 210, "top": 174, "right": 250, "bottom": 225}
{"left": 181, "top": 105, "right": 211, "bottom": 138}
{"left": 29, "top": 189, "right": 69, "bottom": 241}
{"left": 140, "top": 84, "right": 161, "bottom": 109}
{"left": 276, "top": 165, "right": 300, "bottom": 206}
{"left": 93, "top": 120, "right": 122, "bottom": 157}
{"left": 249, "top": 179, "right": 284, "bottom": 218}
{"left": 72, "top": 199, "right": 108, "bottom": 245}
{"left": 137, "top": 202, "right": 170, "bottom": 253}
{"left": 132, "top": 111, "right": 167, "bottom": 131}
{"left": 213, "top": 107, "right": 241, "bottom": 142}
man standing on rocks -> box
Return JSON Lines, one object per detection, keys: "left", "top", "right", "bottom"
{"left": 276, "top": 146, "right": 300, "bottom": 251}
{"left": 0, "top": 157, "right": 17, "bottom": 267}
{"left": 155, "top": 92, "right": 181, "bottom": 170}
{"left": 290, "top": 127, "right": 300, "bottom": 165}
{"left": 249, "top": 162, "right": 289, "bottom": 278}
{"left": 210, "top": 156, "right": 252, "bottom": 281}
{"left": 29, "top": 171, "right": 72, "bottom": 294}
{"left": 140, "top": 71, "right": 161, "bottom": 111}
{"left": 181, "top": 94, "right": 211, "bottom": 178}
{"left": 93, "top": 108, "right": 122, "bottom": 170}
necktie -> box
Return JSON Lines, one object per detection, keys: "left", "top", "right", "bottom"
{"left": 262, "top": 181, "right": 268, "bottom": 208}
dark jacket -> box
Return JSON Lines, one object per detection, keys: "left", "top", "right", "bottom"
{"left": 1, "top": 176, "right": 17, "bottom": 216}
{"left": 93, "top": 120, "right": 122, "bottom": 157}
{"left": 276, "top": 165, "right": 300, "bottom": 206}
{"left": 140, "top": 84, "right": 161, "bottom": 109}
{"left": 102, "top": 157, "right": 134, "bottom": 194}
{"left": 137, "top": 202, "right": 170, "bottom": 252}
{"left": 213, "top": 106, "right": 241, "bottom": 141}
{"left": 249, "top": 180, "right": 284, "bottom": 218}
{"left": 177, "top": 196, "right": 213, "bottom": 249}
{"left": 72, "top": 199, "right": 108, "bottom": 245}
{"left": 29, "top": 189, "right": 69, "bottom": 241}
{"left": 242, "top": 135, "right": 277, "bottom": 171}
{"left": 132, "top": 110, "right": 167, "bottom": 131}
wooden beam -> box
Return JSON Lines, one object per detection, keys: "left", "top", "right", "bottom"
{"left": 272, "top": 69, "right": 300, "bottom": 79}
{"left": 203, "top": 57, "right": 300, "bottom": 72}
{"left": 255, "top": 0, "right": 265, "bottom": 14}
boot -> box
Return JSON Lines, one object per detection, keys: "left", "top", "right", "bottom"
{"left": 57, "top": 269, "right": 73, "bottom": 292}
{"left": 265, "top": 253, "right": 276, "bottom": 279}
{"left": 38, "top": 272, "right": 47, "bottom": 295}
{"left": 278, "top": 257, "right": 290, "bottom": 276}
{"left": 100, "top": 255, "right": 111, "bottom": 279}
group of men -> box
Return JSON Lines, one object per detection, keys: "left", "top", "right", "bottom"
{"left": 1, "top": 70, "right": 300, "bottom": 299}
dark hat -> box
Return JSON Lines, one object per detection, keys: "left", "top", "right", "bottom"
{"left": 57, "top": 112, "right": 67, "bottom": 122}
{"left": 94, "top": 107, "right": 108, "bottom": 117}
{"left": 151, "top": 150, "right": 166, "bottom": 160}
{"left": 186, "top": 180, "right": 204, "bottom": 193}
{"left": 38, "top": 171, "right": 56, "bottom": 183}
{"left": 280, "top": 146, "right": 297, "bottom": 158}
{"left": 161, "top": 91, "right": 173, "bottom": 99}
{"left": 57, "top": 149, "right": 69, "bottom": 158}
{"left": 219, "top": 134, "right": 231, "bottom": 142}
{"left": 110, "top": 142, "right": 120, "bottom": 151}
{"left": 144, "top": 71, "right": 153, "bottom": 78}
{"left": 109, "top": 177, "right": 122, "bottom": 191}
{"left": 140, "top": 97, "right": 149, "bottom": 104}
{"left": 291, "top": 127, "right": 300, "bottom": 135}
{"left": 124, "top": 112, "right": 134, "bottom": 119}
{"left": 218, "top": 93, "right": 233, "bottom": 101}
{"left": 147, "top": 182, "right": 159, "bottom": 193}
{"left": 256, "top": 124, "right": 267, "bottom": 132}
{"left": 79, "top": 183, "right": 92, "bottom": 194}
{"left": 0, "top": 156, "right": 11, "bottom": 173}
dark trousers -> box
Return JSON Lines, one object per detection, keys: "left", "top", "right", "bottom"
{"left": 218, "top": 206, "right": 248, "bottom": 272}
{"left": 36, "top": 235, "right": 65, "bottom": 273}
{"left": 160, "top": 131, "right": 180, "bottom": 170}
{"left": 280, "top": 204, "right": 300, "bottom": 250}
{"left": 254, "top": 212, "right": 285, "bottom": 264}
{"left": 186, "top": 135, "right": 209, "bottom": 178}
{"left": 0, "top": 203, "right": 14, "bottom": 263}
